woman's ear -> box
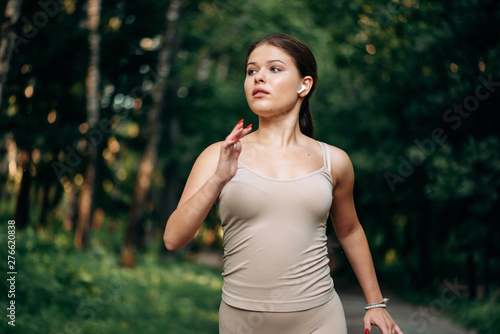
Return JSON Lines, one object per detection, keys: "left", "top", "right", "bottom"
{"left": 298, "top": 76, "right": 313, "bottom": 97}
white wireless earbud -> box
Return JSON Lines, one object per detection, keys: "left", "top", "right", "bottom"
{"left": 297, "top": 85, "right": 307, "bottom": 94}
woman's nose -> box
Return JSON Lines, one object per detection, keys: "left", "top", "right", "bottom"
{"left": 254, "top": 69, "right": 266, "bottom": 83}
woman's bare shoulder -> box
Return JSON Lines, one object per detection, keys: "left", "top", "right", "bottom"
{"left": 194, "top": 141, "right": 223, "bottom": 169}
{"left": 324, "top": 143, "right": 354, "bottom": 181}
{"left": 201, "top": 141, "right": 223, "bottom": 156}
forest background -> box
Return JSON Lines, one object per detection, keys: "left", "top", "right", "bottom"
{"left": 0, "top": 0, "right": 499, "bottom": 333}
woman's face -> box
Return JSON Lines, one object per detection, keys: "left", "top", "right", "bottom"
{"left": 244, "top": 44, "right": 304, "bottom": 118}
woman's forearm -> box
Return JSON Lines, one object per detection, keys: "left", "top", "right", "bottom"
{"left": 163, "top": 176, "right": 224, "bottom": 250}
{"left": 338, "top": 225, "right": 384, "bottom": 304}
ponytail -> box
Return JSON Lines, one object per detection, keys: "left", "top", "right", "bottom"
{"left": 299, "top": 99, "right": 314, "bottom": 138}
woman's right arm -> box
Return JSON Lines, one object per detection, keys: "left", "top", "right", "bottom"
{"left": 163, "top": 120, "right": 251, "bottom": 250}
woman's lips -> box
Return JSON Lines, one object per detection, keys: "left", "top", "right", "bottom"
{"left": 252, "top": 88, "right": 269, "bottom": 98}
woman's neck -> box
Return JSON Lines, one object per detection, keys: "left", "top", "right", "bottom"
{"left": 254, "top": 114, "right": 304, "bottom": 148}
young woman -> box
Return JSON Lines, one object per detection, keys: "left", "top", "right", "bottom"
{"left": 164, "top": 33, "right": 403, "bottom": 334}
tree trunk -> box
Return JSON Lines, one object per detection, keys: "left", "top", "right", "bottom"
{"left": 483, "top": 243, "right": 490, "bottom": 298}
{"left": 120, "top": 0, "right": 181, "bottom": 267}
{"left": 37, "top": 178, "right": 51, "bottom": 230}
{"left": 14, "top": 150, "right": 31, "bottom": 228}
{"left": 0, "top": 0, "right": 23, "bottom": 106}
{"left": 75, "top": 0, "right": 101, "bottom": 249}
{"left": 63, "top": 186, "right": 78, "bottom": 232}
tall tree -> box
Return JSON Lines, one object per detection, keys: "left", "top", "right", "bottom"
{"left": 13, "top": 149, "right": 31, "bottom": 228}
{"left": 121, "top": 0, "right": 181, "bottom": 266}
{"left": 0, "top": 0, "right": 23, "bottom": 106}
{"left": 75, "top": 0, "right": 102, "bottom": 249}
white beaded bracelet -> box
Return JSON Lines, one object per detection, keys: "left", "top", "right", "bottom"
{"left": 365, "top": 298, "right": 389, "bottom": 311}
{"left": 365, "top": 304, "right": 387, "bottom": 310}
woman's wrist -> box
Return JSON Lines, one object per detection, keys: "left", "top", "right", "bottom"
{"left": 362, "top": 286, "right": 384, "bottom": 305}
{"left": 364, "top": 298, "right": 389, "bottom": 311}
{"left": 210, "top": 173, "right": 228, "bottom": 191}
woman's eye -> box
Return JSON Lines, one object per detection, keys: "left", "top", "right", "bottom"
{"left": 271, "top": 67, "right": 281, "bottom": 72}
{"left": 247, "top": 69, "right": 256, "bottom": 75}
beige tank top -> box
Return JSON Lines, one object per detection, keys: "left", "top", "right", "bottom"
{"left": 217, "top": 141, "right": 335, "bottom": 312}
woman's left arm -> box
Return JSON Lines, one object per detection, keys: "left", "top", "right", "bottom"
{"left": 328, "top": 146, "right": 403, "bottom": 334}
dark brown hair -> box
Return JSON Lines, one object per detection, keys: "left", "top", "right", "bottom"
{"left": 245, "top": 33, "right": 317, "bottom": 138}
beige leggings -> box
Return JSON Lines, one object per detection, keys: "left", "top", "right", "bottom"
{"left": 219, "top": 293, "right": 347, "bottom": 334}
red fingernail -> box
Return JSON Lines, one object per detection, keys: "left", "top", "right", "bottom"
{"left": 231, "top": 137, "right": 237, "bottom": 141}
{"left": 365, "top": 329, "right": 369, "bottom": 334}
{"left": 245, "top": 124, "right": 252, "bottom": 129}
{"left": 238, "top": 119, "right": 244, "bottom": 124}
{"left": 238, "top": 124, "right": 243, "bottom": 130}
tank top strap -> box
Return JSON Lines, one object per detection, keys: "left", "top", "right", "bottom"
{"left": 319, "top": 141, "right": 331, "bottom": 172}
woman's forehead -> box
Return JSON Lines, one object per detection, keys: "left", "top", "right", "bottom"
{"left": 247, "top": 44, "right": 293, "bottom": 65}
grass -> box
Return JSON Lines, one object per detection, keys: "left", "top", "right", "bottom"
{"left": 0, "top": 228, "right": 223, "bottom": 334}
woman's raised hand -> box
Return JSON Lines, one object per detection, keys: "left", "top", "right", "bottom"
{"left": 214, "top": 119, "right": 252, "bottom": 186}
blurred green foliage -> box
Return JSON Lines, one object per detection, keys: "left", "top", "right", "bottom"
{"left": 0, "top": 228, "right": 222, "bottom": 334}
{"left": 449, "top": 297, "right": 500, "bottom": 334}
